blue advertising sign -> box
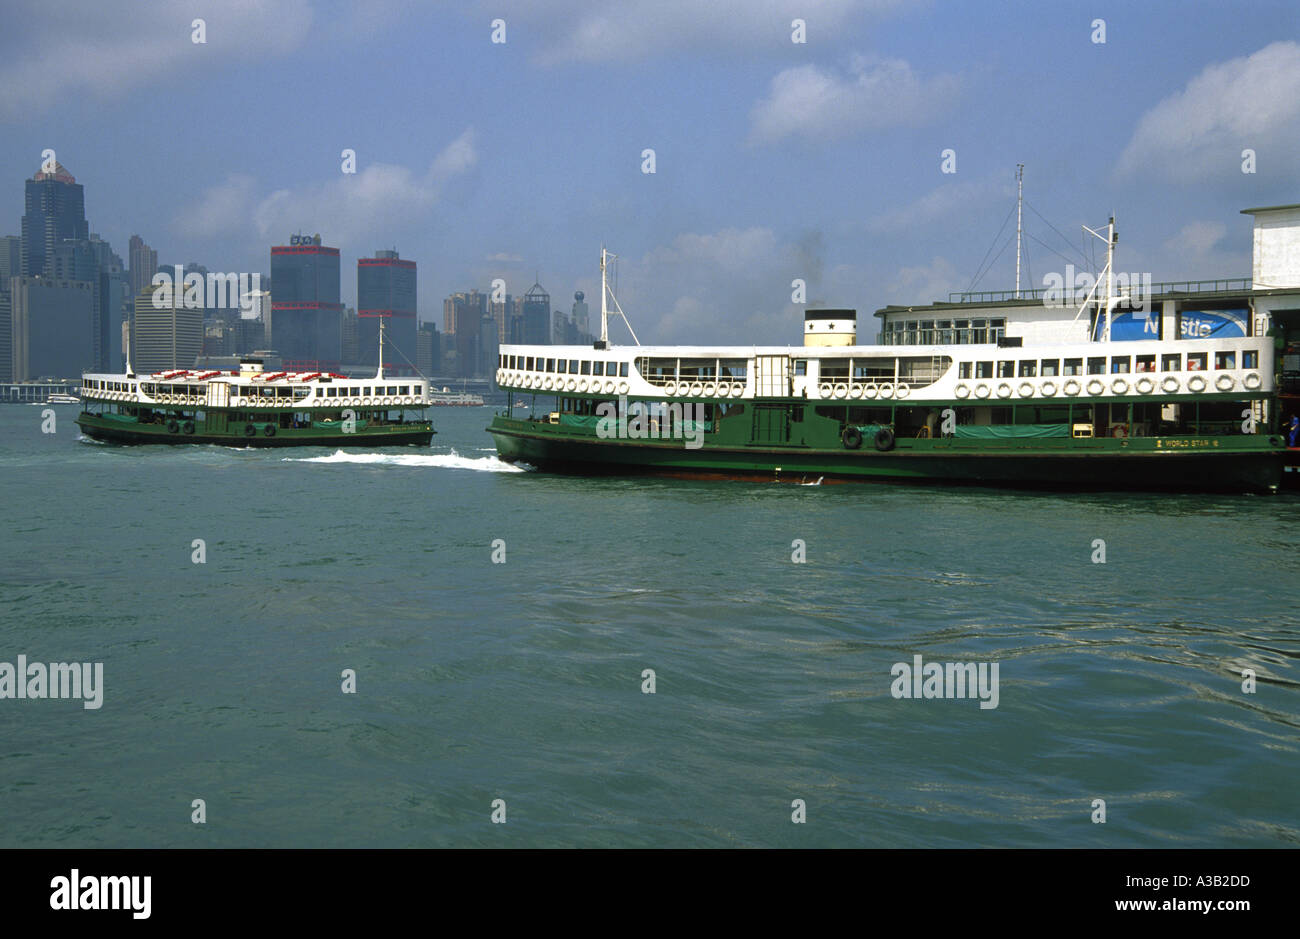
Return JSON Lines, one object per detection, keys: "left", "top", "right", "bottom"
{"left": 1177, "top": 309, "right": 1247, "bottom": 339}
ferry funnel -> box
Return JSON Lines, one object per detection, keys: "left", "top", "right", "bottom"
{"left": 804, "top": 309, "right": 856, "bottom": 346}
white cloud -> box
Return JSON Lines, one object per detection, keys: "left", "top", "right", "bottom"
{"left": 865, "top": 176, "right": 1011, "bottom": 233}
{"left": 1116, "top": 41, "right": 1300, "bottom": 182}
{"left": 479, "top": 0, "right": 906, "bottom": 65}
{"left": 749, "top": 53, "right": 960, "bottom": 143}
{"left": 885, "top": 256, "right": 962, "bottom": 305}
{"left": 1164, "top": 221, "right": 1227, "bottom": 259}
{"left": 0, "top": 0, "right": 313, "bottom": 122}
{"left": 172, "top": 129, "right": 478, "bottom": 249}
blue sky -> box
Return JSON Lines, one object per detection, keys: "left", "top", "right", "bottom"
{"left": 3, "top": 0, "right": 1298, "bottom": 344}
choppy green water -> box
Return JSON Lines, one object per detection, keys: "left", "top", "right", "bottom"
{"left": 1, "top": 404, "right": 1297, "bottom": 847}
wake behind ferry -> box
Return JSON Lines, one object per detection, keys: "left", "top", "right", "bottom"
{"left": 489, "top": 208, "right": 1300, "bottom": 493}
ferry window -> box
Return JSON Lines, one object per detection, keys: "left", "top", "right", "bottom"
{"left": 1087, "top": 357, "right": 1106, "bottom": 375}
{"left": 794, "top": 360, "right": 807, "bottom": 376}
{"left": 1187, "top": 352, "right": 1207, "bottom": 371}
{"left": 350, "top": 387, "right": 359, "bottom": 395}
{"left": 526, "top": 357, "right": 535, "bottom": 370}
{"left": 990, "top": 319, "right": 1006, "bottom": 343}
{"left": 904, "top": 321, "right": 919, "bottom": 344}
{"left": 920, "top": 320, "right": 936, "bottom": 343}
{"left": 958, "top": 362, "right": 972, "bottom": 379}
{"left": 603, "top": 362, "right": 614, "bottom": 376}
{"left": 569, "top": 359, "right": 579, "bottom": 373}
{"left": 581, "top": 361, "right": 591, "bottom": 375}
{"left": 1136, "top": 355, "right": 1156, "bottom": 373}
{"left": 327, "top": 387, "right": 337, "bottom": 397}
{"left": 1019, "top": 361, "right": 1037, "bottom": 377}
{"left": 975, "top": 361, "right": 993, "bottom": 379}
{"left": 1110, "top": 357, "right": 1130, "bottom": 374}
{"left": 544, "top": 358, "right": 554, "bottom": 372}
{"left": 997, "top": 361, "right": 1014, "bottom": 378}
{"left": 1215, "top": 351, "right": 1236, "bottom": 370}
{"left": 1040, "top": 359, "right": 1059, "bottom": 377}
{"left": 1161, "top": 354, "right": 1181, "bottom": 371}
{"left": 1243, "top": 350, "right": 1258, "bottom": 369}
{"left": 954, "top": 320, "right": 970, "bottom": 344}
{"left": 620, "top": 363, "right": 629, "bottom": 377}
{"left": 938, "top": 320, "right": 955, "bottom": 344}
{"left": 508, "top": 356, "right": 517, "bottom": 369}
{"left": 399, "top": 386, "right": 409, "bottom": 396}
{"left": 971, "top": 320, "right": 988, "bottom": 344}
{"left": 1063, "top": 358, "right": 1082, "bottom": 376}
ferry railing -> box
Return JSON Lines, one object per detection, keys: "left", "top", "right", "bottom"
{"left": 946, "top": 278, "right": 1251, "bottom": 304}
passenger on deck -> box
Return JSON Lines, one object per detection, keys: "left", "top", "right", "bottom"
{"left": 1288, "top": 414, "right": 1299, "bottom": 448}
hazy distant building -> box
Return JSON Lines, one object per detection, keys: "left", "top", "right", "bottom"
{"left": 270, "top": 234, "right": 342, "bottom": 369}
{"left": 0, "top": 236, "right": 21, "bottom": 381}
{"left": 521, "top": 281, "right": 550, "bottom": 345}
{"left": 131, "top": 282, "right": 203, "bottom": 374}
{"left": 128, "top": 235, "right": 158, "bottom": 300}
{"left": 417, "top": 321, "right": 440, "bottom": 376}
{"left": 357, "top": 250, "right": 417, "bottom": 371}
{"left": 489, "top": 294, "right": 512, "bottom": 342}
{"left": 21, "top": 162, "right": 88, "bottom": 278}
{"left": 443, "top": 289, "right": 488, "bottom": 377}
{"left": 88, "top": 234, "right": 127, "bottom": 371}
{"left": 10, "top": 276, "right": 94, "bottom": 380}
{"left": 341, "top": 307, "right": 359, "bottom": 364}
{"left": 572, "top": 290, "right": 589, "bottom": 337}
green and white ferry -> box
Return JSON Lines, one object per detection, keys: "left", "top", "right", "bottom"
{"left": 77, "top": 322, "right": 434, "bottom": 447}
{"left": 488, "top": 238, "right": 1290, "bottom": 493}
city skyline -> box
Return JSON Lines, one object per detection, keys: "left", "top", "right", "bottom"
{"left": 3, "top": 2, "right": 1298, "bottom": 349}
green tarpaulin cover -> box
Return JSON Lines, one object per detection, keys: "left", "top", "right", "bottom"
{"left": 953, "top": 423, "right": 1069, "bottom": 438}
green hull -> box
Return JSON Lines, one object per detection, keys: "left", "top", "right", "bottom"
{"left": 77, "top": 410, "right": 433, "bottom": 447}
{"left": 489, "top": 417, "right": 1285, "bottom": 493}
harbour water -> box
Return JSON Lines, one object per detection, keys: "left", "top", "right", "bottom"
{"left": 1, "top": 404, "right": 1297, "bottom": 847}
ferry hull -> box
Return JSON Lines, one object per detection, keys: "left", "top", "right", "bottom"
{"left": 77, "top": 413, "right": 433, "bottom": 448}
{"left": 489, "top": 426, "right": 1283, "bottom": 493}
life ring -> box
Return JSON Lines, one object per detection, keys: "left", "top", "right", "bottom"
{"left": 1216, "top": 374, "right": 1235, "bottom": 392}
{"left": 496, "top": 369, "right": 505, "bottom": 384}
{"left": 996, "top": 382, "right": 1013, "bottom": 399}
{"left": 1018, "top": 382, "right": 1034, "bottom": 398}
{"left": 1040, "top": 381, "right": 1057, "bottom": 397}
{"left": 543, "top": 377, "right": 553, "bottom": 391}
{"left": 578, "top": 380, "right": 589, "bottom": 393}
{"left": 1111, "top": 378, "right": 1129, "bottom": 395}
{"left": 364, "top": 398, "right": 373, "bottom": 406}
{"left": 834, "top": 384, "right": 848, "bottom": 399}
{"left": 1063, "top": 379, "right": 1082, "bottom": 396}
{"left": 618, "top": 381, "right": 629, "bottom": 395}
{"left": 183, "top": 420, "right": 195, "bottom": 435}
{"left": 849, "top": 384, "right": 863, "bottom": 399}
{"left": 166, "top": 419, "right": 179, "bottom": 434}
{"left": 955, "top": 383, "right": 971, "bottom": 399}
{"left": 1243, "top": 372, "right": 1262, "bottom": 390}
{"left": 874, "top": 427, "right": 896, "bottom": 451}
{"left": 690, "top": 382, "right": 703, "bottom": 396}
{"left": 880, "top": 384, "right": 894, "bottom": 399}
{"left": 263, "top": 423, "right": 276, "bottom": 437}
{"left": 974, "top": 383, "right": 990, "bottom": 399}
{"left": 703, "top": 383, "right": 716, "bottom": 396}
{"left": 566, "top": 379, "right": 577, "bottom": 392}
{"left": 244, "top": 423, "right": 256, "bottom": 437}
{"left": 864, "top": 383, "right": 879, "bottom": 399}
{"left": 1135, "top": 377, "right": 1155, "bottom": 395}
{"left": 1086, "top": 379, "right": 1105, "bottom": 396}
{"left": 896, "top": 384, "right": 910, "bottom": 399}
{"left": 605, "top": 381, "right": 615, "bottom": 394}
{"left": 819, "top": 383, "right": 833, "bottom": 398}
{"left": 1111, "top": 424, "right": 1128, "bottom": 438}
{"left": 1188, "top": 375, "right": 1206, "bottom": 393}
{"left": 1161, "top": 376, "right": 1180, "bottom": 393}
{"left": 841, "top": 426, "right": 863, "bottom": 450}
{"left": 731, "top": 383, "right": 745, "bottom": 396}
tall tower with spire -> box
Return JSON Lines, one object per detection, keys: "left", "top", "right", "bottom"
{"left": 21, "top": 161, "right": 88, "bottom": 278}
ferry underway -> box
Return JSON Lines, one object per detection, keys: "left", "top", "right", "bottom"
{"left": 488, "top": 224, "right": 1298, "bottom": 493}
{"left": 77, "top": 323, "right": 434, "bottom": 447}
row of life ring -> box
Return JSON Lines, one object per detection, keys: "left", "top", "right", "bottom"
{"left": 662, "top": 381, "right": 746, "bottom": 397}
{"left": 952, "top": 372, "right": 1262, "bottom": 399}
{"left": 818, "top": 383, "right": 911, "bottom": 400}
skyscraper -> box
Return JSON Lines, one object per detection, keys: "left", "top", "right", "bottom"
{"left": 270, "top": 234, "right": 342, "bottom": 368}
{"left": 20, "top": 162, "right": 88, "bottom": 278}
{"left": 417, "top": 321, "right": 440, "bottom": 377}
{"left": 357, "top": 250, "right": 417, "bottom": 370}
{"left": 443, "top": 290, "right": 487, "bottom": 377}
{"left": 128, "top": 235, "right": 158, "bottom": 300}
{"left": 521, "top": 281, "right": 550, "bottom": 345}
{"left": 130, "top": 282, "right": 203, "bottom": 374}
{"left": 10, "top": 276, "right": 94, "bottom": 380}
{"left": 572, "top": 291, "right": 589, "bottom": 339}
{"left": 0, "top": 236, "right": 20, "bottom": 381}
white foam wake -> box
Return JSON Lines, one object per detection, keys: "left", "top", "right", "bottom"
{"left": 283, "top": 449, "right": 528, "bottom": 472}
